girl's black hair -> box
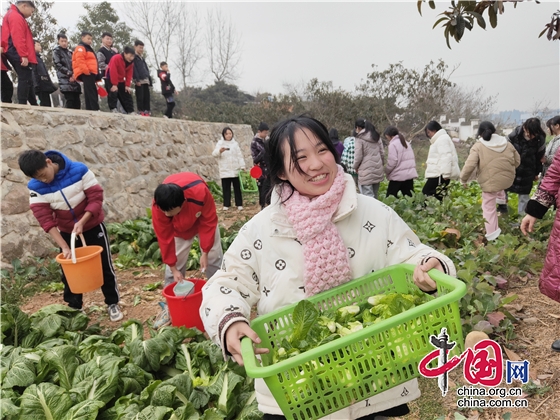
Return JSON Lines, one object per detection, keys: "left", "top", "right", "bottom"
{"left": 383, "top": 126, "right": 408, "bottom": 148}
{"left": 355, "top": 118, "right": 380, "bottom": 141}
{"left": 153, "top": 183, "right": 185, "bottom": 211}
{"left": 477, "top": 121, "right": 496, "bottom": 141}
{"left": 265, "top": 115, "right": 340, "bottom": 200}
{"left": 424, "top": 121, "right": 443, "bottom": 137}
{"left": 222, "top": 126, "right": 233, "bottom": 139}
{"left": 546, "top": 115, "right": 560, "bottom": 133}
{"left": 522, "top": 117, "right": 546, "bottom": 139}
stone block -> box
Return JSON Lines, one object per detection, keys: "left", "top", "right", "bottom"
{"left": 1, "top": 183, "right": 29, "bottom": 215}
{"left": 105, "top": 129, "right": 123, "bottom": 148}
{"left": 1, "top": 131, "right": 23, "bottom": 149}
{"left": 125, "top": 177, "right": 147, "bottom": 194}
{"left": 83, "top": 130, "right": 107, "bottom": 147}
{"left": 4, "top": 167, "right": 27, "bottom": 183}
{"left": 1, "top": 231, "right": 25, "bottom": 261}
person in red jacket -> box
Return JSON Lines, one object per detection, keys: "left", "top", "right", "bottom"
{"left": 72, "top": 31, "right": 100, "bottom": 110}
{"left": 105, "top": 46, "right": 135, "bottom": 114}
{"left": 152, "top": 172, "right": 223, "bottom": 328}
{"left": 1, "top": 1, "right": 37, "bottom": 105}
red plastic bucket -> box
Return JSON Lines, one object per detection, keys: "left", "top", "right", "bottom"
{"left": 162, "top": 279, "right": 206, "bottom": 332}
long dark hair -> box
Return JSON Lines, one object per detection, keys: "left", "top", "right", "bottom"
{"left": 355, "top": 118, "right": 380, "bottom": 141}
{"left": 266, "top": 115, "right": 340, "bottom": 200}
{"left": 424, "top": 121, "right": 443, "bottom": 137}
{"left": 383, "top": 126, "right": 408, "bottom": 148}
{"left": 546, "top": 116, "right": 560, "bottom": 134}
{"left": 477, "top": 121, "right": 496, "bottom": 141}
{"left": 522, "top": 117, "right": 545, "bottom": 139}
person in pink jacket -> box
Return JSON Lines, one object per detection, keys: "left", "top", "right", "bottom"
{"left": 521, "top": 149, "right": 560, "bottom": 352}
{"left": 384, "top": 126, "right": 418, "bottom": 197}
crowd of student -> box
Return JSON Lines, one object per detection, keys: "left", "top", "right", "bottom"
{"left": 1, "top": 1, "right": 176, "bottom": 117}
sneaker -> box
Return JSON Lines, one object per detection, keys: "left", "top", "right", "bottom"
{"left": 497, "top": 204, "right": 508, "bottom": 214}
{"left": 153, "top": 302, "right": 171, "bottom": 329}
{"left": 108, "top": 304, "right": 123, "bottom": 322}
{"left": 163, "top": 115, "right": 169, "bottom": 119}
{"left": 222, "top": 206, "right": 229, "bottom": 211}
{"left": 237, "top": 206, "right": 243, "bottom": 211}
{"left": 111, "top": 108, "right": 119, "bottom": 113}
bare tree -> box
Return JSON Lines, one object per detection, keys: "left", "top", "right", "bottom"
{"left": 122, "top": 0, "right": 180, "bottom": 70}
{"left": 205, "top": 8, "right": 242, "bottom": 82}
{"left": 443, "top": 85, "right": 497, "bottom": 122}
{"left": 174, "top": 7, "right": 202, "bottom": 90}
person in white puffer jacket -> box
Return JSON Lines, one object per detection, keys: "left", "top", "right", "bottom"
{"left": 422, "top": 121, "right": 460, "bottom": 201}
{"left": 201, "top": 116, "right": 457, "bottom": 420}
{"left": 212, "top": 127, "right": 246, "bottom": 210}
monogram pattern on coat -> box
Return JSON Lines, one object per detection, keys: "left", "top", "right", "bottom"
{"left": 298, "top": 286, "right": 305, "bottom": 293}
{"left": 220, "top": 286, "right": 232, "bottom": 294}
{"left": 253, "top": 239, "right": 262, "bottom": 250}
{"left": 387, "top": 240, "right": 394, "bottom": 249}
{"left": 225, "top": 305, "right": 240, "bottom": 312}
{"left": 240, "top": 249, "right": 252, "bottom": 260}
{"left": 401, "top": 387, "right": 409, "bottom": 397}
{"left": 294, "top": 238, "right": 302, "bottom": 245}
{"left": 263, "top": 287, "right": 271, "bottom": 296}
{"left": 240, "top": 291, "right": 250, "bottom": 299}
{"left": 407, "top": 239, "right": 416, "bottom": 247}
{"left": 205, "top": 307, "right": 211, "bottom": 316}
{"left": 363, "top": 221, "right": 375, "bottom": 232}
{"left": 221, "top": 259, "right": 226, "bottom": 271}
{"left": 275, "top": 259, "right": 286, "bottom": 270}
{"left": 252, "top": 272, "right": 259, "bottom": 285}
{"left": 348, "top": 248, "right": 356, "bottom": 258}
{"left": 241, "top": 224, "right": 248, "bottom": 232}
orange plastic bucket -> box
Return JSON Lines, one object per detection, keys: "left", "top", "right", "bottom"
{"left": 162, "top": 279, "right": 206, "bottom": 332}
{"left": 56, "top": 233, "right": 104, "bottom": 294}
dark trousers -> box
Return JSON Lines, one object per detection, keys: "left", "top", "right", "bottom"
{"left": 1, "top": 70, "right": 13, "bottom": 103}
{"left": 106, "top": 80, "right": 134, "bottom": 113}
{"left": 37, "top": 91, "right": 51, "bottom": 107}
{"left": 63, "top": 91, "right": 81, "bottom": 109}
{"left": 422, "top": 176, "right": 450, "bottom": 201}
{"left": 257, "top": 177, "right": 271, "bottom": 208}
{"left": 59, "top": 223, "right": 119, "bottom": 309}
{"left": 165, "top": 96, "right": 175, "bottom": 118}
{"left": 135, "top": 83, "right": 150, "bottom": 112}
{"left": 387, "top": 179, "right": 415, "bottom": 198}
{"left": 104, "top": 78, "right": 118, "bottom": 110}
{"left": 262, "top": 403, "right": 409, "bottom": 420}
{"left": 9, "top": 61, "right": 37, "bottom": 105}
{"left": 221, "top": 177, "right": 243, "bottom": 207}
{"left": 81, "top": 74, "right": 99, "bottom": 110}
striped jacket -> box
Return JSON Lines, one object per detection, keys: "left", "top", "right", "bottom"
{"left": 28, "top": 151, "right": 104, "bottom": 234}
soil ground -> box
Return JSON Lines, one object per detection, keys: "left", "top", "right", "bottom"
{"left": 19, "top": 198, "right": 560, "bottom": 420}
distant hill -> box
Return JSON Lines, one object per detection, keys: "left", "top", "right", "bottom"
{"left": 491, "top": 109, "right": 560, "bottom": 126}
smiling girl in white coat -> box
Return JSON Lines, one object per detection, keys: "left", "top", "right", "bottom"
{"left": 212, "top": 127, "right": 246, "bottom": 210}
{"left": 201, "top": 116, "right": 456, "bottom": 420}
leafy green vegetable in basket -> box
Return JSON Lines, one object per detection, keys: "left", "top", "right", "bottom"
{"left": 271, "top": 290, "right": 434, "bottom": 364}
{"left": 239, "top": 171, "right": 257, "bottom": 191}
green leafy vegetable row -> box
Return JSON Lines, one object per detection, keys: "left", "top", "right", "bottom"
{"left": 1, "top": 304, "right": 261, "bottom": 420}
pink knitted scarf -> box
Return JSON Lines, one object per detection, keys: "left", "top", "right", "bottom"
{"left": 281, "top": 166, "right": 352, "bottom": 296}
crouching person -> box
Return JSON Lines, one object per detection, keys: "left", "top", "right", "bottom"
{"left": 18, "top": 150, "right": 122, "bottom": 321}
{"left": 151, "top": 172, "right": 223, "bottom": 328}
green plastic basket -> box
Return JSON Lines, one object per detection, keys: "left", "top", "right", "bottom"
{"left": 239, "top": 170, "right": 259, "bottom": 193}
{"left": 241, "top": 264, "right": 466, "bottom": 420}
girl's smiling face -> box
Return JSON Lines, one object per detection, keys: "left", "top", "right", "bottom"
{"left": 223, "top": 129, "right": 233, "bottom": 141}
{"left": 279, "top": 127, "right": 338, "bottom": 198}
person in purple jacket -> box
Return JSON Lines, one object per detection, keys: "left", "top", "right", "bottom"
{"left": 384, "top": 126, "right": 418, "bottom": 198}
{"left": 329, "top": 128, "right": 345, "bottom": 159}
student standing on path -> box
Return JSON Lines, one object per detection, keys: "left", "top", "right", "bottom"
{"left": 506, "top": 118, "right": 546, "bottom": 215}
{"left": 460, "top": 122, "right": 520, "bottom": 241}
{"left": 1, "top": 1, "right": 37, "bottom": 105}
{"left": 97, "top": 32, "right": 119, "bottom": 110}
{"left": 72, "top": 31, "right": 100, "bottom": 111}
{"left": 18, "top": 150, "right": 123, "bottom": 322}
{"left": 353, "top": 118, "right": 385, "bottom": 199}
{"left": 1, "top": 28, "right": 14, "bottom": 103}
{"left": 158, "top": 61, "right": 175, "bottom": 118}
{"left": 133, "top": 40, "right": 151, "bottom": 116}
{"left": 104, "top": 46, "right": 135, "bottom": 114}
{"left": 53, "top": 33, "right": 81, "bottom": 109}
{"left": 213, "top": 127, "right": 246, "bottom": 211}
{"left": 251, "top": 122, "right": 271, "bottom": 209}
{"left": 384, "top": 126, "right": 418, "bottom": 198}
{"left": 32, "top": 40, "right": 56, "bottom": 107}
{"left": 422, "top": 121, "right": 460, "bottom": 201}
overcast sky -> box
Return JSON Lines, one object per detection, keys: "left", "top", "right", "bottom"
{"left": 5, "top": 0, "right": 560, "bottom": 113}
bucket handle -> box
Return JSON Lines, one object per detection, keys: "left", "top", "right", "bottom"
{"left": 70, "top": 232, "right": 87, "bottom": 264}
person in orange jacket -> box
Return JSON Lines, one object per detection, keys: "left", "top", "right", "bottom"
{"left": 1, "top": 1, "right": 37, "bottom": 105}
{"left": 72, "top": 31, "right": 100, "bottom": 110}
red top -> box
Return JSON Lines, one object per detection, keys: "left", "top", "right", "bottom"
{"left": 152, "top": 173, "right": 218, "bottom": 266}
{"left": 106, "top": 53, "right": 133, "bottom": 87}
{"left": 1, "top": 5, "right": 37, "bottom": 65}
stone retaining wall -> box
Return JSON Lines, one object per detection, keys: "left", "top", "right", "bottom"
{"left": 0, "top": 104, "right": 255, "bottom": 264}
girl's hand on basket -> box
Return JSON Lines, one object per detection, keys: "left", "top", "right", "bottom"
{"left": 413, "top": 258, "right": 442, "bottom": 292}
{"left": 225, "top": 321, "right": 269, "bottom": 366}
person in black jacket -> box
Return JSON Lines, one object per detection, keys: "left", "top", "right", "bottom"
{"left": 505, "top": 117, "right": 546, "bottom": 215}
{"left": 53, "top": 33, "right": 81, "bottom": 109}
{"left": 97, "top": 32, "right": 119, "bottom": 110}
{"left": 133, "top": 39, "right": 151, "bottom": 116}
{"left": 32, "top": 40, "right": 56, "bottom": 107}
{"left": 157, "top": 61, "right": 175, "bottom": 118}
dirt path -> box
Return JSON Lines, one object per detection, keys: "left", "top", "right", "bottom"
{"left": 19, "top": 201, "right": 560, "bottom": 419}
